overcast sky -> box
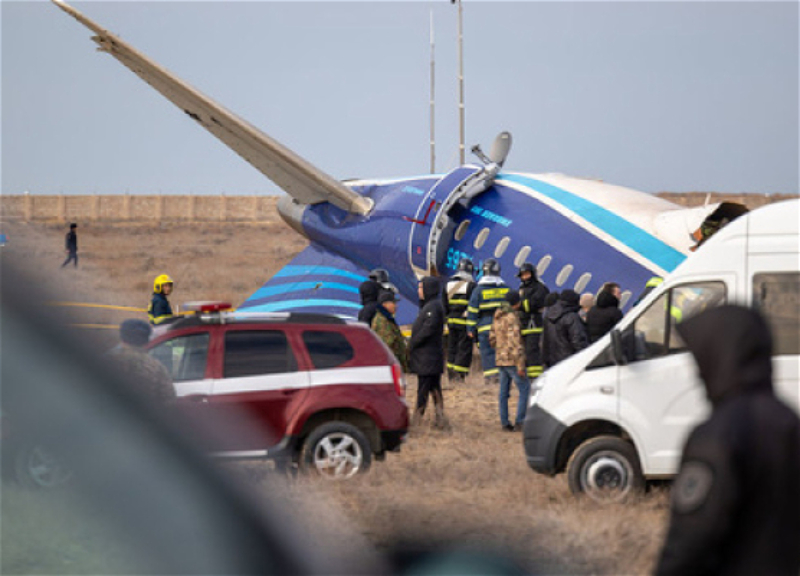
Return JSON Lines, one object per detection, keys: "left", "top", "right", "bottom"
{"left": 2, "top": 1, "right": 798, "bottom": 196}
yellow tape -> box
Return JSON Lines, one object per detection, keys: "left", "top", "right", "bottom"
{"left": 49, "top": 301, "right": 146, "bottom": 313}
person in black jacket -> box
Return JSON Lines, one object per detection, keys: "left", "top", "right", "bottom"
{"left": 656, "top": 305, "right": 800, "bottom": 576}
{"left": 358, "top": 268, "right": 392, "bottom": 326}
{"left": 586, "top": 282, "right": 623, "bottom": 343}
{"left": 541, "top": 289, "right": 588, "bottom": 368}
{"left": 61, "top": 223, "right": 78, "bottom": 268}
{"left": 517, "top": 263, "right": 549, "bottom": 380}
{"left": 408, "top": 276, "right": 448, "bottom": 429}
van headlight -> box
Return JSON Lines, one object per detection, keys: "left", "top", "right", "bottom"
{"left": 529, "top": 373, "right": 547, "bottom": 407}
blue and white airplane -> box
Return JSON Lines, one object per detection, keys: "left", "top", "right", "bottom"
{"left": 54, "top": 0, "right": 746, "bottom": 324}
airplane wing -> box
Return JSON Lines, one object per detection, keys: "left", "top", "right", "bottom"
{"left": 51, "top": 0, "right": 372, "bottom": 216}
{"left": 238, "top": 243, "right": 419, "bottom": 326}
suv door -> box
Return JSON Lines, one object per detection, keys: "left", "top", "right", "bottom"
{"left": 211, "top": 328, "right": 309, "bottom": 454}
{"left": 617, "top": 281, "right": 728, "bottom": 476}
{"left": 149, "top": 332, "right": 212, "bottom": 398}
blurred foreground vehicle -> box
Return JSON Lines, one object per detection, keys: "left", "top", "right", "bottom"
{"left": 147, "top": 302, "right": 409, "bottom": 479}
{"left": 523, "top": 200, "right": 800, "bottom": 502}
{"left": 0, "top": 267, "right": 383, "bottom": 575}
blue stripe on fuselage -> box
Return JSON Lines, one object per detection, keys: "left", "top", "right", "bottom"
{"left": 498, "top": 174, "right": 685, "bottom": 272}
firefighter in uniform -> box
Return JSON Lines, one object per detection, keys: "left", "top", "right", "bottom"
{"left": 443, "top": 258, "right": 476, "bottom": 382}
{"left": 517, "top": 262, "right": 549, "bottom": 380}
{"left": 466, "top": 259, "right": 509, "bottom": 384}
{"left": 148, "top": 274, "right": 175, "bottom": 325}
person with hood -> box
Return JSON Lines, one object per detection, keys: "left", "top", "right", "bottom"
{"left": 541, "top": 289, "right": 588, "bottom": 368}
{"left": 408, "top": 276, "right": 448, "bottom": 429}
{"left": 489, "top": 291, "right": 530, "bottom": 431}
{"left": 444, "top": 258, "right": 476, "bottom": 381}
{"left": 358, "top": 268, "right": 390, "bottom": 326}
{"left": 466, "top": 259, "right": 509, "bottom": 384}
{"left": 517, "top": 262, "right": 549, "bottom": 380}
{"left": 656, "top": 305, "right": 800, "bottom": 576}
{"left": 371, "top": 291, "right": 409, "bottom": 373}
{"left": 586, "top": 282, "right": 624, "bottom": 343}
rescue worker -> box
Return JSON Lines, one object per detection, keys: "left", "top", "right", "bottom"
{"left": 656, "top": 305, "right": 800, "bottom": 576}
{"left": 517, "top": 262, "right": 549, "bottom": 380}
{"left": 466, "top": 259, "right": 509, "bottom": 384}
{"left": 586, "top": 282, "right": 623, "bottom": 343}
{"left": 443, "top": 258, "right": 476, "bottom": 381}
{"left": 371, "top": 291, "right": 409, "bottom": 373}
{"left": 408, "top": 276, "right": 448, "bottom": 429}
{"left": 61, "top": 223, "right": 78, "bottom": 268}
{"left": 358, "top": 268, "right": 391, "bottom": 326}
{"left": 489, "top": 291, "right": 530, "bottom": 432}
{"left": 633, "top": 276, "right": 663, "bottom": 307}
{"left": 109, "top": 319, "right": 175, "bottom": 402}
{"left": 148, "top": 274, "right": 175, "bottom": 325}
{"left": 541, "top": 289, "right": 588, "bottom": 368}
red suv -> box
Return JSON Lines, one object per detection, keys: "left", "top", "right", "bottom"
{"left": 146, "top": 308, "right": 408, "bottom": 479}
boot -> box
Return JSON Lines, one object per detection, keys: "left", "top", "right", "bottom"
{"left": 431, "top": 391, "right": 451, "bottom": 431}
{"left": 411, "top": 407, "right": 425, "bottom": 427}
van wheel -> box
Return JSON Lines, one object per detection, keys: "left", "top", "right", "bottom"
{"left": 566, "top": 436, "right": 644, "bottom": 503}
{"left": 302, "top": 422, "right": 371, "bottom": 480}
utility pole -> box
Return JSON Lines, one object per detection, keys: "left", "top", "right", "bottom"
{"left": 456, "top": 0, "right": 465, "bottom": 165}
{"left": 430, "top": 10, "right": 436, "bottom": 174}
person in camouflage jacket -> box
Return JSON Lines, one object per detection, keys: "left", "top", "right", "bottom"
{"left": 371, "top": 292, "right": 409, "bottom": 373}
{"left": 489, "top": 291, "right": 530, "bottom": 431}
{"left": 108, "top": 319, "right": 175, "bottom": 403}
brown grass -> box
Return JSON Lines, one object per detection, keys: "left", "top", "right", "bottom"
{"left": 2, "top": 216, "right": 673, "bottom": 574}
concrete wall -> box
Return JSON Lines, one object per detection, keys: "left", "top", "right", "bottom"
{"left": 1, "top": 192, "right": 795, "bottom": 223}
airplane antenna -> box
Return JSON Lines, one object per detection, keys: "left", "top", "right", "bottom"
{"left": 430, "top": 10, "right": 436, "bottom": 174}
{"left": 455, "top": 0, "right": 465, "bottom": 165}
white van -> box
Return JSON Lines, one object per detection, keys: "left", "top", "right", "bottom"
{"left": 522, "top": 199, "right": 799, "bottom": 502}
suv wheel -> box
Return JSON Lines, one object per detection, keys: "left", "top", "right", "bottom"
{"left": 14, "top": 443, "right": 73, "bottom": 489}
{"left": 302, "top": 422, "right": 371, "bottom": 480}
{"left": 566, "top": 436, "right": 644, "bottom": 503}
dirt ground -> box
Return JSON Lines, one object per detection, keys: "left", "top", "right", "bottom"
{"left": 1, "top": 214, "right": 678, "bottom": 574}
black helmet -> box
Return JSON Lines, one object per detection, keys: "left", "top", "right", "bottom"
{"left": 482, "top": 258, "right": 501, "bottom": 276}
{"left": 368, "top": 268, "right": 389, "bottom": 283}
{"left": 517, "top": 262, "right": 536, "bottom": 279}
{"left": 456, "top": 258, "right": 475, "bottom": 275}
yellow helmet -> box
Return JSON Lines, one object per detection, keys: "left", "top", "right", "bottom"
{"left": 153, "top": 274, "right": 174, "bottom": 294}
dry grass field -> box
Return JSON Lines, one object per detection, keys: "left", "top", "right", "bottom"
{"left": 0, "top": 205, "right": 680, "bottom": 574}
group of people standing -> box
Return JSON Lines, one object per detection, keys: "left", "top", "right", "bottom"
{"left": 361, "top": 258, "right": 626, "bottom": 432}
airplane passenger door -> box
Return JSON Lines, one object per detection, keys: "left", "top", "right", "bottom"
{"left": 617, "top": 281, "right": 728, "bottom": 476}
{"left": 408, "top": 166, "right": 482, "bottom": 277}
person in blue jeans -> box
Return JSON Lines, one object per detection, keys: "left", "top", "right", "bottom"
{"left": 489, "top": 291, "right": 530, "bottom": 431}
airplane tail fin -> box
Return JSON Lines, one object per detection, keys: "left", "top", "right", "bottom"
{"left": 238, "top": 244, "right": 419, "bottom": 325}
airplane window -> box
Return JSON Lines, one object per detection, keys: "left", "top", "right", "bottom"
{"left": 494, "top": 236, "right": 511, "bottom": 258}
{"left": 556, "top": 264, "right": 574, "bottom": 287}
{"left": 619, "top": 290, "right": 633, "bottom": 308}
{"left": 537, "top": 255, "right": 552, "bottom": 277}
{"left": 455, "top": 220, "right": 470, "bottom": 241}
{"left": 574, "top": 273, "right": 592, "bottom": 293}
{"left": 514, "top": 246, "right": 531, "bottom": 268}
{"left": 474, "top": 228, "right": 490, "bottom": 250}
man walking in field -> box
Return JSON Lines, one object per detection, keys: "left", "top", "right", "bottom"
{"left": 61, "top": 223, "right": 78, "bottom": 268}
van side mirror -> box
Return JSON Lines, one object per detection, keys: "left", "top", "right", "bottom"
{"left": 610, "top": 329, "right": 627, "bottom": 366}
